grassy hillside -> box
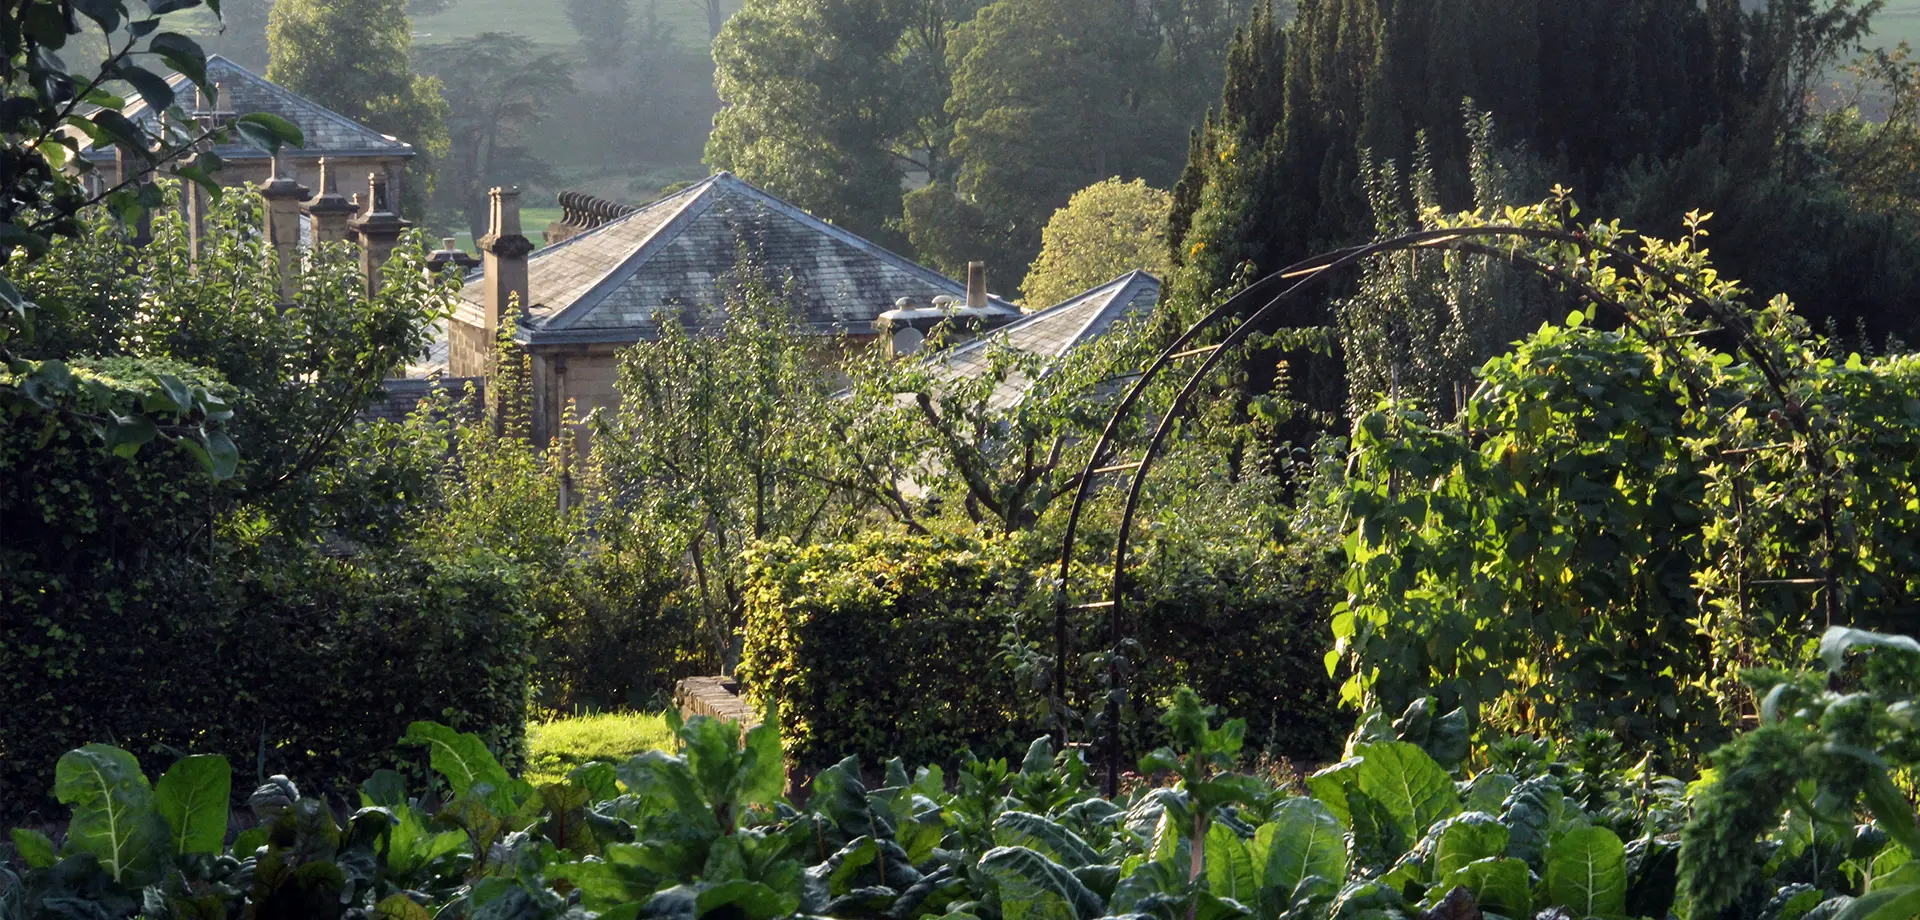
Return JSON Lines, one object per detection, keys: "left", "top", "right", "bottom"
{"left": 412, "top": 0, "right": 738, "bottom": 51}
{"left": 1880, "top": 1, "right": 1920, "bottom": 51}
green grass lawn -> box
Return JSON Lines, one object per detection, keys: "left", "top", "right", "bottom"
{"left": 525, "top": 710, "right": 675, "bottom": 785}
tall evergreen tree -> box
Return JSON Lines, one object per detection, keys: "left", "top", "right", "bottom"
{"left": 267, "top": 0, "right": 450, "bottom": 220}
{"left": 1167, "top": 0, "right": 1900, "bottom": 337}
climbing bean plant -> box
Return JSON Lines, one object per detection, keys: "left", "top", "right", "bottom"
{"left": 1337, "top": 195, "right": 1920, "bottom": 758}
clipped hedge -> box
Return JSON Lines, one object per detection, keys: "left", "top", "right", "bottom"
{"left": 1127, "top": 537, "right": 1346, "bottom": 762}
{"left": 0, "top": 546, "right": 532, "bottom": 819}
{"left": 0, "top": 412, "right": 532, "bottom": 817}
{"left": 738, "top": 529, "right": 1345, "bottom": 772}
{"left": 739, "top": 533, "right": 1036, "bottom": 769}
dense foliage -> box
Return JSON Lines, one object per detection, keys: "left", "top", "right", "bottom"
{"left": 1021, "top": 179, "right": 1174, "bottom": 310}
{"left": 14, "top": 632, "right": 1920, "bottom": 920}
{"left": 740, "top": 532, "right": 1035, "bottom": 769}
{"left": 710, "top": 0, "right": 1249, "bottom": 280}
{"left": 0, "top": 193, "right": 534, "bottom": 817}
{"left": 1339, "top": 196, "right": 1920, "bottom": 759}
{"left": 1166, "top": 0, "right": 1920, "bottom": 348}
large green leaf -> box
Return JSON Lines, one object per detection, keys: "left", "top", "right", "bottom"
{"left": 1206, "top": 821, "right": 1257, "bottom": 903}
{"left": 1306, "top": 760, "right": 1360, "bottom": 830}
{"left": 1432, "top": 813, "right": 1508, "bottom": 878}
{"left": 617, "top": 751, "right": 718, "bottom": 834}
{"left": 55, "top": 744, "right": 168, "bottom": 886}
{"left": 1249, "top": 797, "right": 1347, "bottom": 899}
{"left": 1352, "top": 742, "right": 1461, "bottom": 844}
{"left": 1835, "top": 884, "right": 1920, "bottom": 920}
{"left": 979, "top": 845, "right": 1103, "bottom": 920}
{"left": 995, "top": 812, "right": 1100, "bottom": 868}
{"left": 402, "top": 722, "right": 512, "bottom": 801}
{"left": 1432, "top": 856, "right": 1531, "bottom": 918}
{"left": 155, "top": 754, "right": 230, "bottom": 855}
{"left": 10, "top": 828, "right": 56, "bottom": 869}
{"left": 1544, "top": 825, "right": 1626, "bottom": 918}
{"left": 680, "top": 716, "right": 740, "bottom": 808}
{"left": 737, "top": 710, "right": 785, "bottom": 808}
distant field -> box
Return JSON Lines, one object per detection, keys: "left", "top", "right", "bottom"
{"left": 411, "top": 0, "right": 738, "bottom": 51}
{"left": 1879, "top": 2, "right": 1920, "bottom": 50}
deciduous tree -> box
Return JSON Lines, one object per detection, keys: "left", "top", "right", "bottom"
{"left": 267, "top": 0, "right": 450, "bottom": 219}
{"left": 1021, "top": 178, "right": 1173, "bottom": 308}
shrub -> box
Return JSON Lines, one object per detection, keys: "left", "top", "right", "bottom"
{"left": 0, "top": 537, "right": 532, "bottom": 819}
{"left": 739, "top": 532, "right": 1038, "bottom": 769}
{"left": 1127, "top": 536, "right": 1347, "bottom": 763}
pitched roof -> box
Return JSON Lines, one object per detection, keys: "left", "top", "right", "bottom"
{"left": 91, "top": 55, "right": 413, "bottom": 160}
{"left": 457, "top": 172, "right": 1010, "bottom": 346}
{"left": 928, "top": 270, "right": 1161, "bottom": 410}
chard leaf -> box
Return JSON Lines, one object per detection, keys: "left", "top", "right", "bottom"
{"left": 155, "top": 754, "right": 229, "bottom": 855}
{"left": 994, "top": 811, "right": 1099, "bottom": 868}
{"left": 979, "top": 845, "right": 1103, "bottom": 920}
{"left": 1205, "top": 821, "right": 1257, "bottom": 903}
{"left": 1431, "top": 856, "right": 1530, "bottom": 918}
{"left": 55, "top": 744, "right": 168, "bottom": 886}
{"left": 1432, "top": 812, "right": 1508, "bottom": 878}
{"left": 1544, "top": 825, "right": 1627, "bottom": 918}
{"left": 1249, "top": 797, "right": 1347, "bottom": 899}
{"left": 401, "top": 722, "right": 511, "bottom": 801}
{"left": 10, "top": 828, "right": 56, "bottom": 869}
{"left": 1352, "top": 742, "right": 1461, "bottom": 844}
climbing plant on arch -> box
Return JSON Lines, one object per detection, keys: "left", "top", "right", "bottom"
{"left": 1056, "top": 190, "right": 1920, "bottom": 789}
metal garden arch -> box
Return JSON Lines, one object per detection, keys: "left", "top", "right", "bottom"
{"left": 1050, "top": 221, "right": 1817, "bottom": 796}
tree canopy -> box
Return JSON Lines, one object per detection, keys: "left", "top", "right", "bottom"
{"left": 267, "top": 0, "right": 451, "bottom": 218}
{"left": 1021, "top": 178, "right": 1173, "bottom": 309}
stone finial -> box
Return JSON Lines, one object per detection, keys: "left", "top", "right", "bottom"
{"left": 260, "top": 154, "right": 312, "bottom": 304}
{"left": 479, "top": 186, "right": 533, "bottom": 341}
{"left": 349, "top": 170, "right": 413, "bottom": 295}
{"left": 302, "top": 157, "right": 358, "bottom": 244}
{"left": 427, "top": 236, "right": 480, "bottom": 276}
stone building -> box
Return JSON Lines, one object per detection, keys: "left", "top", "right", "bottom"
{"left": 926, "top": 270, "right": 1162, "bottom": 409}
{"left": 416, "top": 172, "right": 1019, "bottom": 445}
{"left": 85, "top": 55, "right": 415, "bottom": 209}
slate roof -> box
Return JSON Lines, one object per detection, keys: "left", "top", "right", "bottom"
{"left": 455, "top": 172, "right": 1010, "bottom": 347}
{"left": 928, "top": 270, "right": 1161, "bottom": 410}
{"left": 86, "top": 55, "right": 413, "bottom": 161}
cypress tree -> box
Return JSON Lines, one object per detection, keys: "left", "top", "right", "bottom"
{"left": 1166, "top": 0, "right": 1902, "bottom": 341}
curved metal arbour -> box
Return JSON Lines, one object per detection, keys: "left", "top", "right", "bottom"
{"left": 1051, "top": 223, "right": 1813, "bottom": 795}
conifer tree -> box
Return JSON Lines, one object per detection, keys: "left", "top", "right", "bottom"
{"left": 1166, "top": 0, "right": 1897, "bottom": 338}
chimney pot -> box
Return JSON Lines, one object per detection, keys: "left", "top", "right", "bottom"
{"left": 966, "top": 261, "right": 987, "bottom": 309}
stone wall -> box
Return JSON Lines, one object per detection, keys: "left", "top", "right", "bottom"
{"left": 448, "top": 317, "right": 494, "bottom": 379}
{"left": 673, "top": 677, "right": 760, "bottom": 730}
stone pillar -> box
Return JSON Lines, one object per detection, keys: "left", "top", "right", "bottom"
{"left": 114, "top": 146, "right": 154, "bottom": 246}
{"left": 477, "top": 186, "right": 533, "bottom": 341}
{"left": 302, "top": 158, "right": 358, "bottom": 244}
{"left": 259, "top": 154, "right": 311, "bottom": 304}
{"left": 348, "top": 171, "right": 412, "bottom": 296}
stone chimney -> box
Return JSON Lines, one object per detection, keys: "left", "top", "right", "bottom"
{"left": 259, "top": 153, "right": 311, "bottom": 303}
{"left": 348, "top": 171, "right": 412, "bottom": 295}
{"left": 302, "top": 158, "right": 358, "bottom": 244}
{"left": 427, "top": 237, "right": 481, "bottom": 277}
{"left": 477, "top": 186, "right": 533, "bottom": 340}
{"left": 966, "top": 261, "right": 988, "bottom": 309}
